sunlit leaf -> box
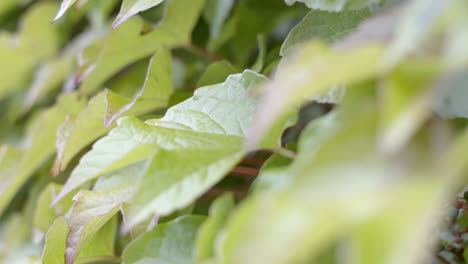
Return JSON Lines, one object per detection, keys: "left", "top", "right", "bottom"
{"left": 195, "top": 193, "right": 235, "bottom": 263}
{"left": 0, "top": 2, "right": 61, "bottom": 100}
{"left": 247, "top": 42, "right": 382, "bottom": 147}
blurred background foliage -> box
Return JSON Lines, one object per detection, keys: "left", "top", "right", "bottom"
{"left": 2, "top": 0, "right": 468, "bottom": 263}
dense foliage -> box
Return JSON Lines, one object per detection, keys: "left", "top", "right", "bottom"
{"left": 2, "top": 0, "right": 468, "bottom": 263}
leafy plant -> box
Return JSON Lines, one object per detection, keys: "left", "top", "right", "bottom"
{"left": 2, "top": 0, "right": 468, "bottom": 263}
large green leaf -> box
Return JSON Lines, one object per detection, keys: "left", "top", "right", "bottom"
{"left": 383, "top": 0, "right": 468, "bottom": 69}
{"left": 284, "top": 0, "right": 380, "bottom": 11}
{"left": 122, "top": 216, "right": 206, "bottom": 264}
{"left": 204, "top": 0, "right": 235, "bottom": 39}
{"left": 0, "top": 93, "right": 85, "bottom": 216}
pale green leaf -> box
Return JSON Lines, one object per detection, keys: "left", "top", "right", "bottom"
{"left": 54, "top": 49, "right": 173, "bottom": 174}
{"left": 204, "top": 0, "right": 235, "bottom": 39}
{"left": 78, "top": 0, "right": 204, "bottom": 95}
{"left": 0, "top": 0, "right": 16, "bottom": 16}
{"left": 105, "top": 47, "right": 174, "bottom": 126}
{"left": 113, "top": 0, "right": 165, "bottom": 28}
{"left": 246, "top": 42, "right": 382, "bottom": 147}
{"left": 33, "top": 184, "right": 77, "bottom": 236}
{"left": 161, "top": 71, "right": 266, "bottom": 138}
{"left": 57, "top": 71, "right": 291, "bottom": 229}
{"left": 0, "top": 2, "right": 61, "bottom": 100}
{"left": 64, "top": 189, "right": 129, "bottom": 264}
{"left": 379, "top": 59, "right": 440, "bottom": 154}
{"left": 197, "top": 61, "right": 238, "bottom": 87}
{"left": 123, "top": 148, "right": 243, "bottom": 229}
{"left": 383, "top": 0, "right": 456, "bottom": 69}
{"left": 42, "top": 217, "right": 69, "bottom": 264}
{"left": 54, "top": 116, "right": 241, "bottom": 204}
{"left": 24, "top": 57, "right": 74, "bottom": 113}
{"left": 54, "top": 0, "right": 79, "bottom": 21}
{"left": 75, "top": 216, "right": 117, "bottom": 264}
{"left": 218, "top": 108, "right": 443, "bottom": 264}
{"left": 195, "top": 193, "right": 235, "bottom": 263}
{"left": 280, "top": 9, "right": 371, "bottom": 56}
{"left": 122, "top": 216, "right": 206, "bottom": 264}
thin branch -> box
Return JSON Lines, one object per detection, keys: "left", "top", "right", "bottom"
{"left": 185, "top": 44, "right": 224, "bottom": 61}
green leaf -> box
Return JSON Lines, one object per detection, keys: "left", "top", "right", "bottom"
{"left": 57, "top": 71, "right": 289, "bottom": 229}
{"left": 246, "top": 42, "right": 382, "bottom": 147}
{"left": 204, "top": 0, "right": 235, "bottom": 39}
{"left": 64, "top": 190, "right": 128, "bottom": 264}
{"left": 383, "top": 0, "right": 458, "bottom": 69}
{"left": 435, "top": 69, "right": 468, "bottom": 119}
{"left": 123, "top": 148, "right": 243, "bottom": 229}
{"left": 33, "top": 184, "right": 77, "bottom": 236}
{"left": 251, "top": 35, "right": 267, "bottom": 72}
{"left": 195, "top": 193, "right": 235, "bottom": 263}
{"left": 75, "top": 216, "right": 118, "bottom": 264}
{"left": 42, "top": 217, "right": 69, "bottom": 264}
{"left": 53, "top": 116, "right": 240, "bottom": 204}
{"left": 160, "top": 71, "right": 267, "bottom": 138}
{"left": 280, "top": 9, "right": 371, "bottom": 56}
{"left": 24, "top": 57, "right": 74, "bottom": 113}
{"left": 284, "top": 0, "right": 379, "bottom": 11}
{"left": 218, "top": 107, "right": 443, "bottom": 264}
{"left": 53, "top": 49, "right": 173, "bottom": 174}
{"left": 114, "top": 0, "right": 165, "bottom": 28}
{"left": 0, "top": 93, "right": 85, "bottom": 216}
{"left": 197, "top": 61, "right": 238, "bottom": 87}
{"left": 54, "top": 0, "right": 79, "bottom": 21}
{"left": 78, "top": 0, "right": 204, "bottom": 95}
{"left": 122, "top": 216, "right": 206, "bottom": 264}
{"left": 379, "top": 59, "right": 440, "bottom": 154}
{"left": 0, "top": 2, "right": 61, "bottom": 100}
{"left": 42, "top": 215, "right": 118, "bottom": 264}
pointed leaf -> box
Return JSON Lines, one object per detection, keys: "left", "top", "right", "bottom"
{"left": 78, "top": 0, "right": 204, "bottom": 95}
{"left": 246, "top": 42, "right": 382, "bottom": 147}
{"left": 195, "top": 193, "right": 235, "bottom": 263}
{"left": 113, "top": 0, "right": 165, "bottom": 28}
{"left": 284, "top": 0, "right": 379, "bottom": 11}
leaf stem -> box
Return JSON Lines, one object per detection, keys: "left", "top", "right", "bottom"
{"left": 185, "top": 44, "right": 224, "bottom": 61}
